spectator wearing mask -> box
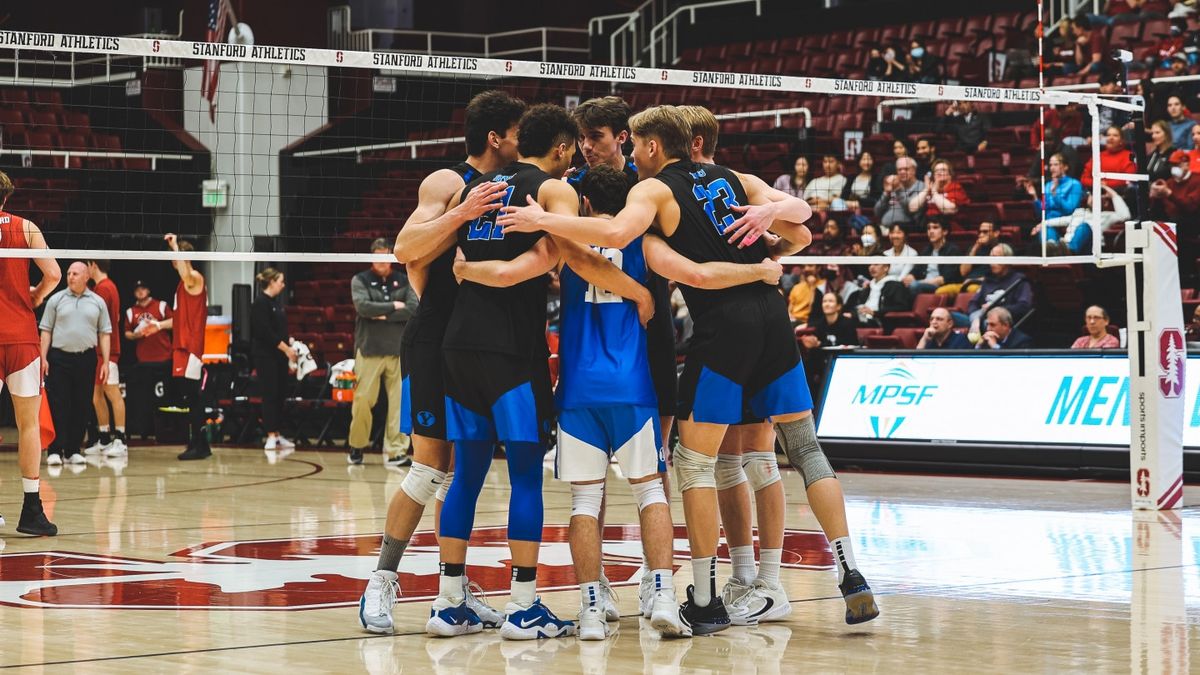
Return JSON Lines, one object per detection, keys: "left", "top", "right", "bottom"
{"left": 967, "top": 244, "right": 1035, "bottom": 330}
{"left": 977, "top": 307, "right": 1034, "bottom": 349}
{"left": 1167, "top": 95, "right": 1197, "bottom": 150}
{"left": 909, "top": 159, "right": 970, "bottom": 221}
{"left": 841, "top": 151, "right": 883, "bottom": 208}
{"left": 937, "top": 101, "right": 991, "bottom": 154}
{"left": 803, "top": 154, "right": 849, "bottom": 210}
{"left": 773, "top": 155, "right": 810, "bottom": 198}
{"left": 907, "top": 217, "right": 964, "bottom": 295}
{"left": 847, "top": 263, "right": 913, "bottom": 326}
{"left": 1146, "top": 119, "right": 1179, "bottom": 182}
{"left": 916, "top": 307, "right": 971, "bottom": 349}
{"left": 905, "top": 38, "right": 942, "bottom": 83}
{"left": 1036, "top": 184, "right": 1130, "bottom": 255}
{"left": 875, "top": 157, "right": 925, "bottom": 230}
{"left": 867, "top": 46, "right": 908, "bottom": 81}
{"left": 1071, "top": 305, "right": 1120, "bottom": 348}
{"left": 1082, "top": 126, "right": 1138, "bottom": 189}
{"left": 801, "top": 291, "right": 859, "bottom": 349}
{"left": 251, "top": 268, "right": 297, "bottom": 454}
{"left": 1024, "top": 153, "right": 1084, "bottom": 220}
{"left": 882, "top": 224, "right": 918, "bottom": 281}
{"left": 849, "top": 222, "right": 885, "bottom": 282}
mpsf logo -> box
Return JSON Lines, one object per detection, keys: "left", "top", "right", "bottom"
{"left": 851, "top": 363, "right": 937, "bottom": 439}
{"left": 1159, "top": 329, "right": 1185, "bottom": 399}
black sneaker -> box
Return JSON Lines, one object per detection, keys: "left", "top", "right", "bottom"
{"left": 678, "top": 584, "right": 730, "bottom": 636}
{"left": 839, "top": 569, "right": 879, "bottom": 625}
{"left": 178, "top": 444, "right": 212, "bottom": 461}
{"left": 347, "top": 447, "right": 364, "bottom": 465}
{"left": 17, "top": 496, "right": 57, "bottom": 536}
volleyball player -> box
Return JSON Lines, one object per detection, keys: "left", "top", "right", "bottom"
{"left": 162, "top": 234, "right": 210, "bottom": 461}
{"left": 356, "top": 91, "right": 525, "bottom": 635}
{"left": 500, "top": 105, "right": 879, "bottom": 629}
{"left": 84, "top": 259, "right": 128, "bottom": 458}
{"left": 0, "top": 171, "right": 61, "bottom": 536}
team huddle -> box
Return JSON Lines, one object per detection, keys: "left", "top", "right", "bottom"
{"left": 360, "top": 92, "right": 879, "bottom": 640}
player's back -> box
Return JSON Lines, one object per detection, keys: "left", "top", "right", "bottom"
{"left": 557, "top": 236, "right": 656, "bottom": 410}
{"left": 443, "top": 161, "right": 550, "bottom": 358}
{"left": 0, "top": 211, "right": 37, "bottom": 345}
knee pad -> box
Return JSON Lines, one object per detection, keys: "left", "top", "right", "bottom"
{"left": 570, "top": 482, "right": 605, "bottom": 519}
{"left": 714, "top": 453, "right": 748, "bottom": 490}
{"left": 436, "top": 471, "right": 453, "bottom": 502}
{"left": 774, "top": 418, "right": 835, "bottom": 488}
{"left": 400, "top": 462, "right": 447, "bottom": 506}
{"left": 742, "top": 451, "right": 782, "bottom": 492}
{"left": 630, "top": 477, "right": 668, "bottom": 511}
{"left": 672, "top": 442, "right": 717, "bottom": 492}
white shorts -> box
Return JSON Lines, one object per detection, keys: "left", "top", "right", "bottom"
{"left": 0, "top": 347, "right": 41, "bottom": 398}
{"left": 97, "top": 359, "right": 120, "bottom": 386}
{"left": 555, "top": 405, "right": 664, "bottom": 482}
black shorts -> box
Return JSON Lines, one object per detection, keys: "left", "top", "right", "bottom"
{"left": 442, "top": 349, "right": 553, "bottom": 444}
{"left": 645, "top": 274, "right": 678, "bottom": 417}
{"left": 677, "top": 292, "right": 812, "bottom": 424}
{"left": 400, "top": 339, "right": 448, "bottom": 440}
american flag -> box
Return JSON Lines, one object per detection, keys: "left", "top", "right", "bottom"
{"left": 201, "top": 0, "right": 233, "bottom": 121}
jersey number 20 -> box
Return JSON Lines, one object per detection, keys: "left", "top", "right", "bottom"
{"left": 466, "top": 185, "right": 515, "bottom": 241}
{"left": 692, "top": 178, "right": 740, "bottom": 234}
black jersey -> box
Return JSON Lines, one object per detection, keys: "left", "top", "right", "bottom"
{"left": 566, "top": 157, "right": 639, "bottom": 189}
{"left": 443, "top": 161, "right": 551, "bottom": 357}
{"left": 656, "top": 160, "right": 774, "bottom": 319}
{"left": 402, "top": 161, "right": 480, "bottom": 346}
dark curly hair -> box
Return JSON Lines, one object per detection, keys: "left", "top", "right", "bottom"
{"left": 464, "top": 90, "right": 527, "bottom": 156}
{"left": 572, "top": 96, "right": 631, "bottom": 136}
{"left": 579, "top": 164, "right": 631, "bottom": 217}
{"left": 517, "top": 104, "right": 579, "bottom": 158}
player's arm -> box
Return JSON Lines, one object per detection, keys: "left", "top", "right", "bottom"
{"left": 643, "top": 233, "right": 782, "bottom": 289}
{"left": 499, "top": 179, "right": 660, "bottom": 250}
{"left": 762, "top": 231, "right": 802, "bottom": 258}
{"left": 393, "top": 172, "right": 509, "bottom": 264}
{"left": 23, "top": 219, "right": 61, "bottom": 308}
{"left": 164, "top": 234, "right": 204, "bottom": 294}
{"left": 726, "top": 171, "right": 814, "bottom": 250}
{"left": 453, "top": 237, "right": 560, "bottom": 288}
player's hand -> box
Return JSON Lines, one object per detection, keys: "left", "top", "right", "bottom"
{"left": 98, "top": 362, "right": 109, "bottom": 386}
{"left": 283, "top": 346, "right": 298, "bottom": 363}
{"left": 723, "top": 202, "right": 776, "bottom": 248}
{"left": 41, "top": 358, "right": 49, "bottom": 379}
{"left": 498, "top": 194, "right": 546, "bottom": 234}
{"left": 634, "top": 289, "right": 655, "bottom": 327}
{"left": 164, "top": 233, "right": 178, "bottom": 250}
{"left": 29, "top": 286, "right": 44, "bottom": 308}
{"left": 758, "top": 258, "right": 783, "bottom": 285}
{"left": 455, "top": 181, "right": 510, "bottom": 221}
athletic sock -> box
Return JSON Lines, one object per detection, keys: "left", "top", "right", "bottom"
{"left": 511, "top": 565, "right": 537, "bottom": 607}
{"left": 375, "top": 533, "right": 408, "bottom": 572}
{"left": 580, "top": 581, "right": 603, "bottom": 608}
{"left": 98, "top": 428, "right": 112, "bottom": 445}
{"left": 439, "top": 562, "right": 465, "bottom": 602}
{"left": 830, "top": 536, "right": 858, "bottom": 584}
{"left": 115, "top": 426, "right": 126, "bottom": 440}
{"left": 22, "top": 477, "right": 39, "bottom": 494}
{"left": 730, "top": 545, "right": 756, "bottom": 584}
{"left": 691, "top": 556, "right": 717, "bottom": 607}
{"left": 650, "top": 568, "right": 674, "bottom": 597}
{"left": 757, "top": 548, "right": 782, "bottom": 586}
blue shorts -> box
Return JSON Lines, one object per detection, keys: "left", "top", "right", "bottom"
{"left": 555, "top": 405, "right": 664, "bottom": 481}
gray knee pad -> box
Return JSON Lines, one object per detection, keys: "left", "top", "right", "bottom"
{"left": 741, "top": 451, "right": 782, "bottom": 491}
{"left": 774, "top": 417, "right": 835, "bottom": 488}
{"left": 401, "top": 462, "right": 448, "bottom": 505}
{"left": 714, "top": 453, "right": 748, "bottom": 490}
{"left": 673, "top": 442, "right": 717, "bottom": 492}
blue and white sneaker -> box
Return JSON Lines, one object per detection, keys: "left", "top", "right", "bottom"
{"left": 426, "top": 596, "right": 484, "bottom": 637}
{"left": 499, "top": 599, "right": 576, "bottom": 640}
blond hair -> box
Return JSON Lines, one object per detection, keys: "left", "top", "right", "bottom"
{"left": 0, "top": 170, "right": 13, "bottom": 205}
{"left": 628, "top": 105, "right": 691, "bottom": 161}
{"left": 677, "top": 105, "right": 719, "bottom": 158}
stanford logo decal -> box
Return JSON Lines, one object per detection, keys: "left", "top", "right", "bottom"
{"left": 0, "top": 525, "right": 831, "bottom": 610}
{"left": 1159, "top": 329, "right": 1185, "bottom": 398}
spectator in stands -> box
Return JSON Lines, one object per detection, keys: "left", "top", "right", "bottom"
{"left": 853, "top": 222, "right": 884, "bottom": 259}
{"left": 1072, "top": 305, "right": 1120, "bottom": 348}
{"left": 1186, "top": 303, "right": 1200, "bottom": 341}
{"left": 914, "top": 138, "right": 938, "bottom": 177}
{"left": 875, "top": 157, "right": 924, "bottom": 231}
{"left": 812, "top": 218, "right": 851, "bottom": 256}
{"left": 1188, "top": 124, "right": 1200, "bottom": 174}
{"left": 788, "top": 265, "right": 831, "bottom": 325}
{"left": 938, "top": 101, "right": 991, "bottom": 154}
{"left": 842, "top": 151, "right": 883, "bottom": 208}
{"left": 1147, "top": 119, "right": 1180, "bottom": 181}
{"left": 1082, "top": 126, "right": 1139, "bottom": 189}
{"left": 1145, "top": 19, "right": 1192, "bottom": 71}
{"left": 1167, "top": 95, "right": 1197, "bottom": 150}
{"left": 348, "top": 238, "right": 418, "bottom": 467}
{"left": 1067, "top": 14, "right": 1109, "bottom": 75}
{"left": 40, "top": 262, "right": 112, "bottom": 466}
{"left": 250, "top": 268, "right": 296, "bottom": 454}
{"left": 1036, "top": 184, "right": 1130, "bottom": 255}
{"left": 883, "top": 224, "right": 917, "bottom": 280}
{"left": 1028, "top": 127, "right": 1083, "bottom": 180}
{"left": 909, "top": 159, "right": 969, "bottom": 221}
{"left": 908, "top": 217, "right": 964, "bottom": 295}
{"left": 905, "top": 38, "right": 942, "bottom": 83}
{"left": 954, "top": 221, "right": 1001, "bottom": 296}
{"left": 124, "top": 281, "right": 172, "bottom": 438}
{"left": 880, "top": 139, "right": 911, "bottom": 178}
{"left": 977, "top": 307, "right": 1034, "bottom": 349}
{"left": 1169, "top": 0, "right": 1196, "bottom": 19}
{"left": 1151, "top": 151, "right": 1200, "bottom": 279}
{"left": 1024, "top": 153, "right": 1084, "bottom": 220}
{"left": 773, "top": 155, "right": 810, "bottom": 198}
{"left": 967, "top": 244, "right": 1035, "bottom": 330}
{"left": 801, "top": 291, "right": 859, "bottom": 348}
{"left": 916, "top": 307, "right": 971, "bottom": 349}
{"left": 847, "top": 263, "right": 912, "bottom": 326}
{"left": 804, "top": 154, "right": 848, "bottom": 209}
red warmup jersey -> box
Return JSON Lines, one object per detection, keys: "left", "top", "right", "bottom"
{"left": 173, "top": 278, "right": 207, "bottom": 357}
{"left": 126, "top": 298, "right": 173, "bottom": 362}
{"left": 0, "top": 211, "right": 38, "bottom": 346}
{"left": 93, "top": 277, "right": 121, "bottom": 360}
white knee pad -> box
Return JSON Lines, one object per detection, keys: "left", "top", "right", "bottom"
{"left": 714, "top": 453, "right": 748, "bottom": 490}
{"left": 630, "top": 477, "right": 668, "bottom": 511}
{"left": 673, "top": 443, "right": 717, "bottom": 492}
{"left": 401, "top": 462, "right": 448, "bottom": 506}
{"left": 571, "top": 482, "right": 605, "bottom": 519}
{"left": 742, "top": 451, "right": 782, "bottom": 492}
{"left": 435, "top": 471, "right": 453, "bottom": 502}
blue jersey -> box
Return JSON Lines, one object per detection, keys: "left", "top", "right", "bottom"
{"left": 556, "top": 235, "right": 658, "bottom": 410}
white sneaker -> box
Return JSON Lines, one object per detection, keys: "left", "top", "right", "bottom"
{"left": 67, "top": 453, "right": 86, "bottom": 465}
{"left": 577, "top": 604, "right": 611, "bottom": 641}
{"left": 463, "top": 578, "right": 504, "bottom": 628}
{"left": 358, "top": 569, "right": 399, "bottom": 634}
{"left": 104, "top": 438, "right": 128, "bottom": 457}
{"left": 264, "top": 436, "right": 278, "bottom": 450}
{"left": 46, "top": 453, "right": 63, "bottom": 466}
{"left": 598, "top": 576, "right": 619, "bottom": 621}
{"left": 721, "top": 577, "right": 754, "bottom": 609}
{"left": 649, "top": 589, "right": 690, "bottom": 638}
{"left": 277, "top": 436, "right": 296, "bottom": 449}
{"left": 83, "top": 440, "right": 109, "bottom": 455}
{"left": 639, "top": 568, "right": 655, "bottom": 618}
{"left": 729, "top": 579, "right": 792, "bottom": 626}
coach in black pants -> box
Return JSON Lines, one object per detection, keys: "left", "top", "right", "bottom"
{"left": 251, "top": 268, "right": 296, "bottom": 450}
{"left": 39, "top": 261, "right": 113, "bottom": 465}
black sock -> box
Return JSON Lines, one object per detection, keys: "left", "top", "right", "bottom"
{"left": 513, "top": 566, "right": 537, "bottom": 582}
{"left": 441, "top": 562, "right": 466, "bottom": 577}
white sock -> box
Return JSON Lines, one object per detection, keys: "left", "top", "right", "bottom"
{"left": 651, "top": 568, "right": 674, "bottom": 597}
{"left": 691, "top": 556, "right": 716, "bottom": 607}
{"left": 22, "top": 477, "right": 39, "bottom": 494}
{"left": 580, "top": 581, "right": 602, "bottom": 607}
{"left": 730, "top": 545, "right": 756, "bottom": 583}
{"left": 757, "top": 548, "right": 782, "bottom": 586}
{"left": 439, "top": 573, "right": 464, "bottom": 602}
{"left": 511, "top": 579, "right": 537, "bottom": 608}
{"left": 831, "top": 536, "right": 857, "bottom": 584}
{"left": 115, "top": 426, "right": 125, "bottom": 433}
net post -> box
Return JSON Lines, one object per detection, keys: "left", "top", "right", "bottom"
{"left": 1125, "top": 220, "right": 1185, "bottom": 510}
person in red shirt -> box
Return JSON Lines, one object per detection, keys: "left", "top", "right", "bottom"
{"left": 159, "top": 234, "right": 210, "bottom": 460}
{"left": 1082, "top": 126, "right": 1139, "bottom": 189}
{"left": 124, "top": 280, "right": 173, "bottom": 440}
{"left": 0, "top": 170, "right": 62, "bottom": 536}
{"left": 85, "top": 259, "right": 128, "bottom": 458}
{"left": 1151, "top": 150, "right": 1200, "bottom": 280}
{"left": 908, "top": 159, "right": 970, "bottom": 221}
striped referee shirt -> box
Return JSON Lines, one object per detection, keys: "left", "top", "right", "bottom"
{"left": 39, "top": 288, "right": 112, "bottom": 352}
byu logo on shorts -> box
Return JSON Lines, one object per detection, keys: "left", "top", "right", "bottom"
{"left": 416, "top": 410, "right": 436, "bottom": 427}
